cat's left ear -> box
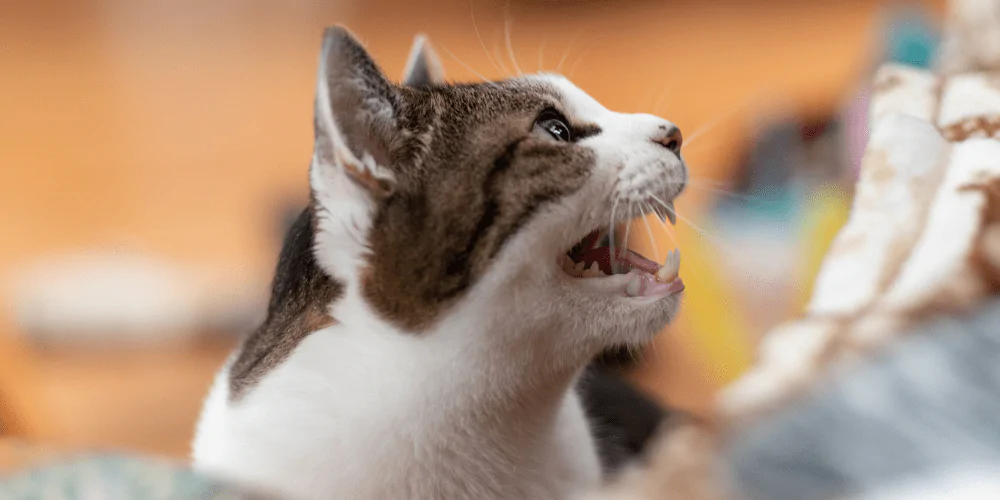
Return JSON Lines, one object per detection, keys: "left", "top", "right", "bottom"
{"left": 402, "top": 34, "right": 445, "bottom": 87}
{"left": 312, "top": 26, "right": 398, "bottom": 200}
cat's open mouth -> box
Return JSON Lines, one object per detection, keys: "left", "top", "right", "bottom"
{"left": 560, "top": 227, "right": 684, "bottom": 299}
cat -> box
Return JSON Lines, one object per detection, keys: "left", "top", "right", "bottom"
{"left": 192, "top": 26, "right": 687, "bottom": 500}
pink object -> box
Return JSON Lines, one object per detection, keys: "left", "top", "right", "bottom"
{"left": 843, "top": 86, "right": 871, "bottom": 179}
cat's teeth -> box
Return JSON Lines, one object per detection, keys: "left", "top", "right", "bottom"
{"left": 664, "top": 201, "right": 677, "bottom": 226}
{"left": 656, "top": 248, "right": 681, "bottom": 283}
{"left": 583, "top": 263, "right": 604, "bottom": 278}
{"left": 625, "top": 278, "right": 641, "bottom": 297}
{"left": 573, "top": 261, "right": 585, "bottom": 275}
{"left": 562, "top": 257, "right": 577, "bottom": 275}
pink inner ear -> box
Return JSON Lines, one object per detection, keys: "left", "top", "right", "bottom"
{"left": 331, "top": 139, "right": 394, "bottom": 199}
{"left": 314, "top": 25, "right": 400, "bottom": 189}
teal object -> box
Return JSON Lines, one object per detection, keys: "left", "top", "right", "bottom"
{"left": 885, "top": 10, "right": 939, "bottom": 68}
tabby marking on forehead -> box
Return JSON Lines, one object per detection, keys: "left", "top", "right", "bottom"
{"left": 360, "top": 102, "right": 597, "bottom": 331}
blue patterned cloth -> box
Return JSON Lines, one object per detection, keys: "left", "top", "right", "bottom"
{"left": 0, "top": 455, "right": 270, "bottom": 500}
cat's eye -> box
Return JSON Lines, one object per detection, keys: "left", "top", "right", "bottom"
{"left": 535, "top": 110, "right": 572, "bottom": 142}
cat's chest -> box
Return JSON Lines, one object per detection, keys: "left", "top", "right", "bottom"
{"left": 192, "top": 323, "right": 602, "bottom": 500}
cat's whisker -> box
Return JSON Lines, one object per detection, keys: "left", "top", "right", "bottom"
{"left": 661, "top": 175, "right": 781, "bottom": 203}
{"left": 683, "top": 118, "right": 728, "bottom": 150}
{"left": 651, "top": 201, "right": 725, "bottom": 281}
{"left": 677, "top": 131, "right": 728, "bottom": 154}
{"left": 470, "top": 0, "right": 505, "bottom": 77}
{"left": 492, "top": 38, "right": 514, "bottom": 79}
{"left": 669, "top": 207, "right": 724, "bottom": 248}
{"left": 686, "top": 182, "right": 776, "bottom": 202}
{"left": 639, "top": 203, "right": 661, "bottom": 262}
{"left": 649, "top": 204, "right": 703, "bottom": 281}
{"left": 651, "top": 73, "right": 681, "bottom": 116}
{"left": 652, "top": 86, "right": 675, "bottom": 117}
{"left": 609, "top": 197, "right": 619, "bottom": 275}
{"left": 685, "top": 177, "right": 730, "bottom": 187}
{"left": 439, "top": 46, "right": 499, "bottom": 87}
{"left": 633, "top": 83, "right": 660, "bottom": 113}
{"left": 566, "top": 49, "right": 589, "bottom": 80}
{"left": 537, "top": 39, "right": 547, "bottom": 72}
{"left": 555, "top": 27, "right": 585, "bottom": 74}
{"left": 648, "top": 202, "right": 680, "bottom": 247}
{"left": 648, "top": 193, "right": 674, "bottom": 219}
{"left": 503, "top": 11, "right": 523, "bottom": 75}
{"left": 650, "top": 206, "right": 682, "bottom": 256}
{"left": 649, "top": 183, "right": 772, "bottom": 214}
{"left": 683, "top": 92, "right": 766, "bottom": 148}
{"left": 649, "top": 203, "right": 675, "bottom": 236}
{"left": 650, "top": 194, "right": 717, "bottom": 243}
{"left": 620, "top": 203, "right": 633, "bottom": 274}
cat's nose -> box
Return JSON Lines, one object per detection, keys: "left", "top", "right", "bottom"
{"left": 652, "top": 124, "right": 683, "bottom": 155}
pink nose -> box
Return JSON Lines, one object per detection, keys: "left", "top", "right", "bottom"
{"left": 653, "top": 125, "right": 682, "bottom": 154}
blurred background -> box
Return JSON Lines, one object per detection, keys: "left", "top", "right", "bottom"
{"left": 0, "top": 0, "right": 946, "bottom": 467}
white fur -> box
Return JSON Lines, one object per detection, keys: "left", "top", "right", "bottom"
{"left": 192, "top": 63, "right": 684, "bottom": 499}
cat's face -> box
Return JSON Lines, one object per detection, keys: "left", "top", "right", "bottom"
{"left": 311, "top": 27, "right": 685, "bottom": 351}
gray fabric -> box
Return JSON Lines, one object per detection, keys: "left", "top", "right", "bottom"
{"left": 727, "top": 300, "right": 1000, "bottom": 500}
{"left": 0, "top": 455, "right": 277, "bottom": 499}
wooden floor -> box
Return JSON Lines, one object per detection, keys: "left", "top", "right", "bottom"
{"left": 0, "top": 0, "right": 944, "bottom": 458}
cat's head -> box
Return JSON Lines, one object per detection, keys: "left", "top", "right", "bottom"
{"left": 310, "top": 27, "right": 686, "bottom": 353}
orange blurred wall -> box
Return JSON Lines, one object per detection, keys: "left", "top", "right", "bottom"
{"left": 0, "top": 0, "right": 944, "bottom": 456}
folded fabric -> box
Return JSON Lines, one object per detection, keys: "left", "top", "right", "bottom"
{"left": 722, "top": 63, "right": 1000, "bottom": 423}
{"left": 937, "top": 0, "right": 1000, "bottom": 74}
{"left": 728, "top": 300, "right": 1000, "bottom": 500}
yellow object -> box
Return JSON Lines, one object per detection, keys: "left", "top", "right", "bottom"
{"left": 628, "top": 184, "right": 849, "bottom": 385}
{"left": 795, "top": 185, "right": 852, "bottom": 313}
{"left": 630, "top": 215, "right": 753, "bottom": 384}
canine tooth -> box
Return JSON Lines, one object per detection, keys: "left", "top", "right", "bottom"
{"left": 626, "top": 278, "right": 641, "bottom": 297}
{"left": 583, "top": 263, "right": 602, "bottom": 278}
{"left": 664, "top": 201, "right": 677, "bottom": 225}
{"left": 657, "top": 248, "right": 680, "bottom": 282}
{"left": 562, "top": 257, "right": 576, "bottom": 274}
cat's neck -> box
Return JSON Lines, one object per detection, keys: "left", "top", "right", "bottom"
{"left": 330, "top": 285, "right": 588, "bottom": 423}
{"left": 208, "top": 296, "right": 601, "bottom": 499}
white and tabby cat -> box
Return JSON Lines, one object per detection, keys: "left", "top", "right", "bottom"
{"left": 192, "top": 27, "right": 686, "bottom": 500}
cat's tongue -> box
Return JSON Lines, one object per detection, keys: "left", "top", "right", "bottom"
{"left": 580, "top": 247, "right": 660, "bottom": 275}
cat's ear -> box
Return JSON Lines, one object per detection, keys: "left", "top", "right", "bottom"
{"left": 312, "top": 26, "right": 397, "bottom": 200}
{"left": 402, "top": 34, "right": 445, "bottom": 87}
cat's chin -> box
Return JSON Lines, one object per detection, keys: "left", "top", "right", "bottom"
{"left": 558, "top": 268, "right": 684, "bottom": 302}
{"left": 587, "top": 290, "right": 683, "bottom": 348}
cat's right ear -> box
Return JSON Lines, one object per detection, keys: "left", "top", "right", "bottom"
{"left": 311, "top": 26, "right": 398, "bottom": 202}
{"left": 402, "top": 34, "right": 445, "bottom": 87}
